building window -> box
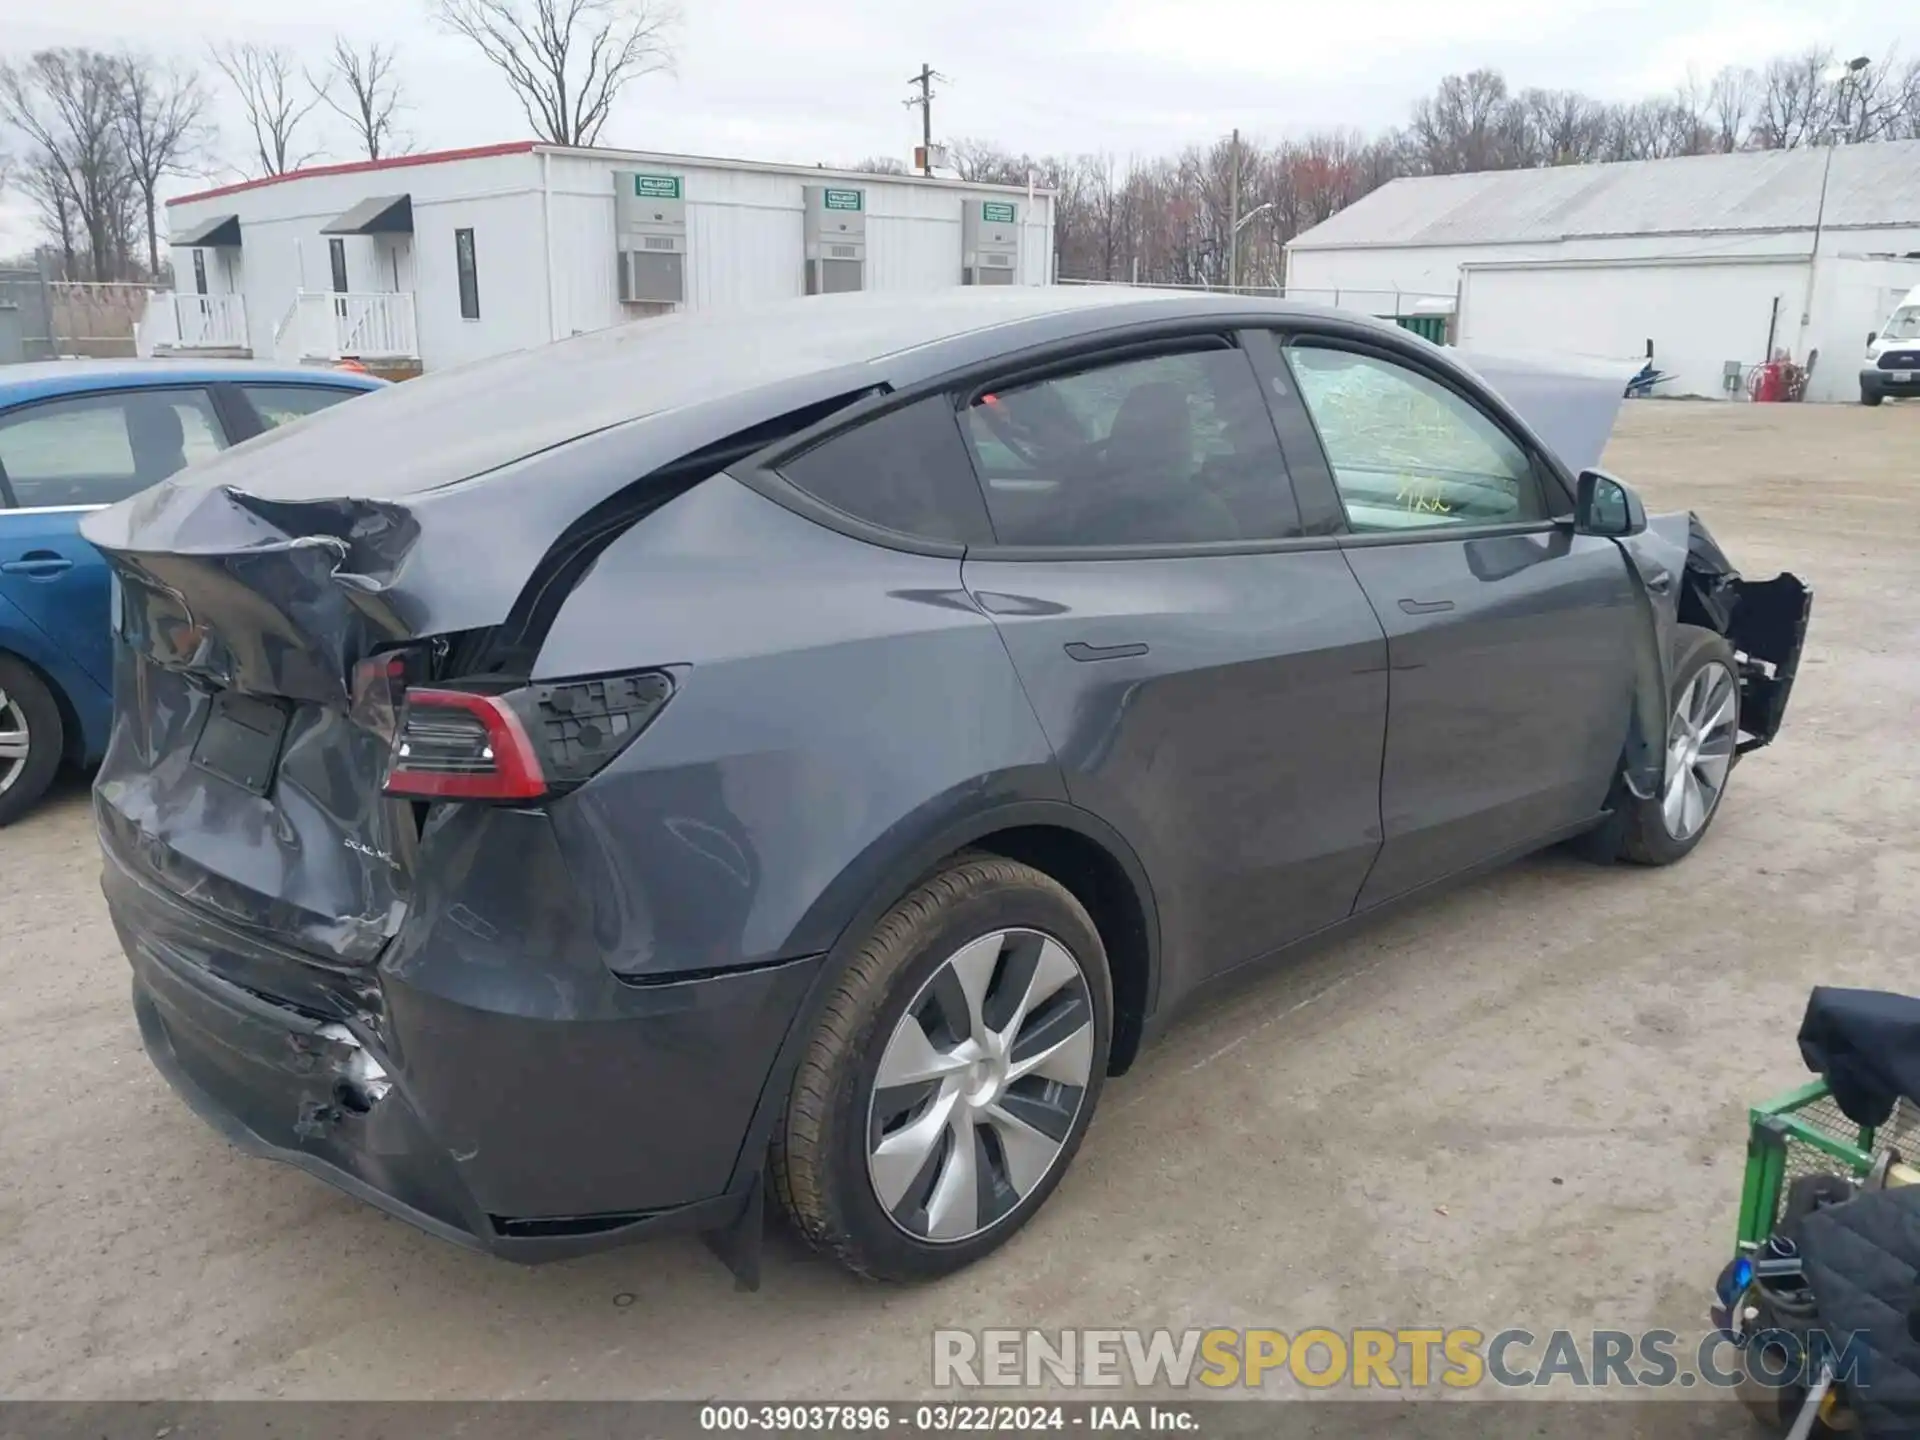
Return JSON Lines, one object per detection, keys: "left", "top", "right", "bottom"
{"left": 328, "top": 237, "right": 348, "bottom": 294}
{"left": 192, "top": 249, "right": 208, "bottom": 295}
{"left": 455, "top": 228, "right": 479, "bottom": 319}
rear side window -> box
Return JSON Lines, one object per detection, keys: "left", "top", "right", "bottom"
{"left": 958, "top": 347, "right": 1301, "bottom": 547}
{"left": 779, "top": 396, "right": 992, "bottom": 544}
{"left": 0, "top": 389, "right": 227, "bottom": 507}
{"left": 241, "top": 384, "right": 363, "bottom": 431}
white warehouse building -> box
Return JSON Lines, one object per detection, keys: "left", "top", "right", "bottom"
{"left": 1285, "top": 140, "right": 1920, "bottom": 403}
{"left": 144, "top": 141, "right": 1057, "bottom": 374}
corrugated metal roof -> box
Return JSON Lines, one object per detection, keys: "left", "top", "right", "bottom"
{"left": 1289, "top": 139, "right": 1920, "bottom": 250}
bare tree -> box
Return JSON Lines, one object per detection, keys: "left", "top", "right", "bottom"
{"left": 1407, "top": 70, "right": 1513, "bottom": 173}
{"left": 115, "top": 54, "right": 209, "bottom": 275}
{"left": 431, "top": 0, "right": 678, "bottom": 147}
{"left": 212, "top": 42, "right": 326, "bottom": 176}
{"left": 843, "top": 155, "right": 906, "bottom": 175}
{"left": 0, "top": 49, "right": 131, "bottom": 279}
{"left": 945, "top": 138, "right": 1026, "bottom": 186}
{"left": 315, "top": 38, "right": 407, "bottom": 161}
{"left": 1708, "top": 66, "right": 1756, "bottom": 151}
{"left": 1830, "top": 51, "right": 1910, "bottom": 144}
{"left": 17, "top": 153, "right": 79, "bottom": 277}
{"left": 1516, "top": 89, "right": 1608, "bottom": 165}
{"left": 1751, "top": 50, "right": 1835, "bottom": 148}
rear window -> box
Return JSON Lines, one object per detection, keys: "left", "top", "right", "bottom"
{"left": 241, "top": 384, "right": 365, "bottom": 430}
{"left": 778, "top": 396, "right": 992, "bottom": 544}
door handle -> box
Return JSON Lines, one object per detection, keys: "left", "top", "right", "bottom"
{"left": 1, "top": 551, "right": 73, "bottom": 579}
{"left": 1397, "top": 597, "right": 1454, "bottom": 615}
{"left": 1064, "top": 641, "right": 1149, "bottom": 662}
{"left": 1644, "top": 569, "right": 1674, "bottom": 595}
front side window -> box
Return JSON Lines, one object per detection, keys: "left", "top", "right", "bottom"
{"left": 958, "top": 347, "right": 1300, "bottom": 547}
{"left": 240, "top": 384, "right": 363, "bottom": 431}
{"left": 455, "top": 228, "right": 480, "bottom": 319}
{"left": 778, "top": 396, "right": 991, "bottom": 544}
{"left": 1287, "top": 344, "right": 1546, "bottom": 533}
{"left": 0, "top": 389, "right": 227, "bottom": 507}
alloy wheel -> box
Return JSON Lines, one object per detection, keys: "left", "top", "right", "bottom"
{"left": 0, "top": 689, "right": 29, "bottom": 797}
{"left": 866, "top": 928, "right": 1095, "bottom": 1244}
{"left": 1662, "top": 660, "right": 1737, "bottom": 841}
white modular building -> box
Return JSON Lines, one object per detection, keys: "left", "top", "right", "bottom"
{"left": 144, "top": 142, "right": 1057, "bottom": 374}
{"left": 1284, "top": 140, "right": 1920, "bottom": 402}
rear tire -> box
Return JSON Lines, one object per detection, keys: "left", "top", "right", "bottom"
{"left": 1583, "top": 625, "right": 1740, "bottom": 867}
{"left": 772, "top": 854, "right": 1112, "bottom": 1281}
{"left": 0, "top": 656, "right": 64, "bottom": 827}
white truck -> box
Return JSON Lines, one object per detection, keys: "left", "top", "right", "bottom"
{"left": 1861, "top": 283, "right": 1920, "bottom": 406}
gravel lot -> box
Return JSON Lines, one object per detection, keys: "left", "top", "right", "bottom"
{"left": 3, "top": 399, "right": 1917, "bottom": 1402}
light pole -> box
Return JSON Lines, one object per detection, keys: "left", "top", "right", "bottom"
{"left": 1800, "top": 55, "right": 1872, "bottom": 351}
{"left": 1824, "top": 54, "right": 1871, "bottom": 143}
{"left": 1229, "top": 202, "right": 1274, "bottom": 291}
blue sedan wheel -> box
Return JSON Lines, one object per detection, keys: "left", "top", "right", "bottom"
{"left": 0, "top": 657, "right": 63, "bottom": 825}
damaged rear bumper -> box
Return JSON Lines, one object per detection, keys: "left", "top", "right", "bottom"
{"left": 106, "top": 842, "right": 817, "bottom": 1265}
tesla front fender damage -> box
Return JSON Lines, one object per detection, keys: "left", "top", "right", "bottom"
{"left": 1613, "top": 512, "right": 1811, "bottom": 798}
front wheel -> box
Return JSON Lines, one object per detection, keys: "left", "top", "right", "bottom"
{"left": 1861, "top": 387, "right": 1884, "bottom": 406}
{"left": 772, "top": 854, "right": 1112, "bottom": 1281}
{"left": 1607, "top": 625, "right": 1741, "bottom": 866}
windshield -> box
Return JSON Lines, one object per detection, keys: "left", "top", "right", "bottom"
{"left": 1883, "top": 307, "right": 1920, "bottom": 342}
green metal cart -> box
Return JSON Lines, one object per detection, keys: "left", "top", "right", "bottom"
{"left": 1738, "top": 1079, "right": 1920, "bottom": 1251}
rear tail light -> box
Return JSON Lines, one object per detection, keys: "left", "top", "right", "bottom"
{"left": 382, "top": 672, "right": 672, "bottom": 802}
{"left": 384, "top": 689, "right": 546, "bottom": 800}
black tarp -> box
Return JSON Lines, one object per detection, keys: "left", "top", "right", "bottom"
{"left": 1801, "top": 987, "right": 1920, "bottom": 1128}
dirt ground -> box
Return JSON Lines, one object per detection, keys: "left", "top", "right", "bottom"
{"left": 3, "top": 400, "right": 1917, "bottom": 1403}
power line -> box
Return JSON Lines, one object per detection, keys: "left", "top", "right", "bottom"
{"left": 904, "top": 64, "right": 950, "bottom": 175}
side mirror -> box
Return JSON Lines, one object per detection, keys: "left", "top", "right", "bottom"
{"left": 1575, "top": 469, "right": 1647, "bottom": 537}
{"left": 1868, "top": 332, "right": 1878, "bottom": 346}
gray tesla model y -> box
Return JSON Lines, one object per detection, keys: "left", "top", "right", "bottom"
{"left": 85, "top": 288, "right": 1808, "bottom": 1283}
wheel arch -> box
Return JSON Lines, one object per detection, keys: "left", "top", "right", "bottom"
{"left": 797, "top": 797, "right": 1162, "bottom": 1075}
{"left": 726, "top": 798, "right": 1163, "bottom": 1198}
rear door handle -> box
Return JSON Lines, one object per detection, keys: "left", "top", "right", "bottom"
{"left": 1397, "top": 597, "right": 1454, "bottom": 615}
{"left": 1, "top": 551, "right": 73, "bottom": 579}
{"left": 1064, "top": 641, "right": 1149, "bottom": 662}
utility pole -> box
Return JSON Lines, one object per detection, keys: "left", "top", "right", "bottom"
{"left": 905, "top": 65, "right": 947, "bottom": 176}
{"left": 1227, "top": 127, "right": 1241, "bottom": 292}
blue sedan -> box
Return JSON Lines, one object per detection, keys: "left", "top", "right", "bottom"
{"left": 0, "top": 360, "right": 384, "bottom": 822}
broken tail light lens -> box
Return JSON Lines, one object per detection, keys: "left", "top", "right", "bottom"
{"left": 382, "top": 672, "right": 673, "bottom": 802}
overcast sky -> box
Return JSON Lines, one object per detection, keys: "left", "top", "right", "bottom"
{"left": 4, "top": 0, "right": 1917, "bottom": 254}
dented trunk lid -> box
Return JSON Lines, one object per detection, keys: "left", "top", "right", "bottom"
{"left": 82, "top": 320, "right": 890, "bottom": 968}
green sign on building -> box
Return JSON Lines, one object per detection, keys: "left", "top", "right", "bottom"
{"left": 823, "top": 188, "right": 864, "bottom": 212}
{"left": 633, "top": 173, "right": 682, "bottom": 199}
{"left": 982, "top": 201, "right": 1017, "bottom": 224}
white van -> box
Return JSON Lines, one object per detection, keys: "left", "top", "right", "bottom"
{"left": 1861, "top": 284, "right": 1920, "bottom": 405}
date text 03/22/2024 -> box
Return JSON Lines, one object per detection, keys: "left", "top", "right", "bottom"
{"left": 697, "top": 1403, "right": 1195, "bottom": 1432}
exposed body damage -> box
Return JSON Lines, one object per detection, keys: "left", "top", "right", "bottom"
{"left": 81, "top": 290, "right": 1815, "bottom": 1287}
{"left": 1614, "top": 513, "right": 1811, "bottom": 800}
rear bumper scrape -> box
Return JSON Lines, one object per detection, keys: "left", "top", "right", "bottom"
{"left": 107, "top": 828, "right": 818, "bottom": 1271}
